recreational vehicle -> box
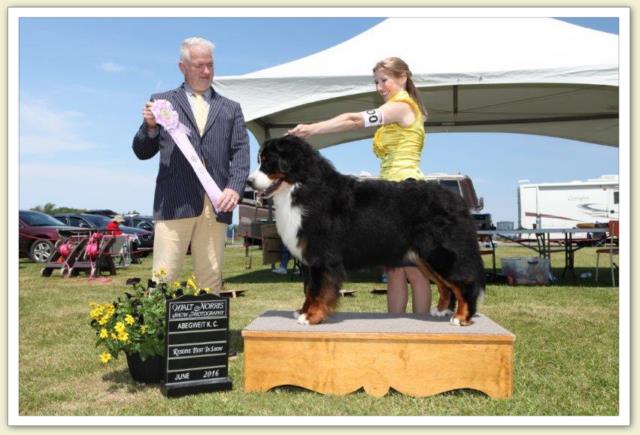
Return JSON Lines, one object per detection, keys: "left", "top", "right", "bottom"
{"left": 517, "top": 175, "right": 619, "bottom": 231}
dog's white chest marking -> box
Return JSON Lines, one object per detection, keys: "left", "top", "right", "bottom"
{"left": 272, "top": 185, "right": 305, "bottom": 264}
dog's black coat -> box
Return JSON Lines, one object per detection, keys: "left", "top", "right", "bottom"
{"left": 255, "top": 135, "right": 485, "bottom": 324}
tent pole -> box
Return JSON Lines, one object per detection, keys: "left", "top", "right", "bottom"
{"left": 262, "top": 124, "right": 274, "bottom": 223}
{"left": 453, "top": 85, "right": 458, "bottom": 115}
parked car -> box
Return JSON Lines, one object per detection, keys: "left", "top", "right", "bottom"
{"left": 53, "top": 213, "right": 154, "bottom": 255}
{"left": 122, "top": 214, "right": 155, "bottom": 232}
{"left": 85, "top": 209, "right": 118, "bottom": 218}
{"left": 19, "top": 210, "right": 87, "bottom": 263}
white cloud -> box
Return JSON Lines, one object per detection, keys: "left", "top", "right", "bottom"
{"left": 19, "top": 100, "right": 96, "bottom": 154}
{"left": 100, "top": 61, "right": 126, "bottom": 73}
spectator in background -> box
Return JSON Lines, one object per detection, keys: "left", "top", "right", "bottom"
{"left": 272, "top": 245, "right": 300, "bottom": 275}
{"left": 106, "top": 215, "right": 124, "bottom": 236}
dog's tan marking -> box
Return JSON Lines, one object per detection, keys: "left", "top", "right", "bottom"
{"left": 299, "top": 272, "right": 340, "bottom": 325}
{"left": 435, "top": 283, "right": 451, "bottom": 313}
{"left": 268, "top": 171, "right": 285, "bottom": 181}
{"left": 297, "top": 237, "right": 307, "bottom": 258}
{"left": 447, "top": 284, "right": 472, "bottom": 326}
{"left": 406, "top": 251, "right": 473, "bottom": 326}
{"left": 300, "top": 288, "right": 312, "bottom": 314}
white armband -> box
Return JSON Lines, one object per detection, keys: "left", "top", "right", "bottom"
{"left": 361, "top": 109, "right": 384, "bottom": 128}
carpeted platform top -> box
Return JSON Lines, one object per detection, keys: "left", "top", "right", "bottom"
{"left": 243, "top": 311, "right": 514, "bottom": 337}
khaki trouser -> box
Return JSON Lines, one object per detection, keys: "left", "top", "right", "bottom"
{"left": 152, "top": 195, "right": 227, "bottom": 294}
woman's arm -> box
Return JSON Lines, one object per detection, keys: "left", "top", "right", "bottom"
{"left": 288, "top": 102, "right": 415, "bottom": 138}
{"left": 379, "top": 101, "right": 416, "bottom": 128}
{"left": 288, "top": 112, "right": 363, "bottom": 138}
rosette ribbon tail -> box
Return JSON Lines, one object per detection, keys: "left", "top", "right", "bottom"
{"left": 150, "top": 99, "right": 222, "bottom": 212}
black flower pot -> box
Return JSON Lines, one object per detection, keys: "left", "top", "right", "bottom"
{"left": 126, "top": 353, "right": 164, "bottom": 384}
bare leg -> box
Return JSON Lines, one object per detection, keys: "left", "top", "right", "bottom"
{"left": 387, "top": 267, "right": 409, "bottom": 313}
{"left": 405, "top": 266, "right": 431, "bottom": 314}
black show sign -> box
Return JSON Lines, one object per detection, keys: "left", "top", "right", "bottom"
{"left": 162, "top": 294, "right": 232, "bottom": 397}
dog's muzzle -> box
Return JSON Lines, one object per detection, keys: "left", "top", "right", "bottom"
{"left": 247, "top": 173, "right": 284, "bottom": 200}
{"left": 257, "top": 177, "right": 284, "bottom": 199}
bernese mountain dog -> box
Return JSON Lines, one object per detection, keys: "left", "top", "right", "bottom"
{"left": 247, "top": 135, "right": 485, "bottom": 326}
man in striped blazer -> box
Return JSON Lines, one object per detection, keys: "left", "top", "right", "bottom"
{"left": 132, "top": 37, "right": 249, "bottom": 293}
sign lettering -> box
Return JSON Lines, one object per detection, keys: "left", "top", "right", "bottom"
{"left": 162, "top": 294, "right": 232, "bottom": 397}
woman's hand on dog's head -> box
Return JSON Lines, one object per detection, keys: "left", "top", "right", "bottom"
{"left": 288, "top": 124, "right": 313, "bottom": 138}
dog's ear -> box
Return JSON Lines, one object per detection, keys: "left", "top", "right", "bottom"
{"left": 277, "top": 158, "right": 290, "bottom": 173}
{"left": 267, "top": 135, "right": 312, "bottom": 177}
{"left": 257, "top": 138, "right": 272, "bottom": 165}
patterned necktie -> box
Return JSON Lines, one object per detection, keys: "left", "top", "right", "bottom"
{"left": 194, "top": 93, "right": 208, "bottom": 136}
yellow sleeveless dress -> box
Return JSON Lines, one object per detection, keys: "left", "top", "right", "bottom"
{"left": 372, "top": 90, "right": 425, "bottom": 182}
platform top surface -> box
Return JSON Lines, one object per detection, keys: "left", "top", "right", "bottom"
{"left": 243, "top": 311, "right": 514, "bottom": 337}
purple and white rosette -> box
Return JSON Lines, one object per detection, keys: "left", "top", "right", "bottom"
{"left": 150, "top": 99, "right": 222, "bottom": 212}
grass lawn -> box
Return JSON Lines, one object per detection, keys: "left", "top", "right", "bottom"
{"left": 17, "top": 242, "right": 620, "bottom": 416}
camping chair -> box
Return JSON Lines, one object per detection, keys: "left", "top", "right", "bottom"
{"left": 68, "top": 232, "right": 101, "bottom": 277}
{"left": 41, "top": 235, "right": 88, "bottom": 277}
{"left": 595, "top": 220, "right": 619, "bottom": 286}
{"left": 70, "top": 233, "right": 119, "bottom": 278}
{"left": 109, "top": 235, "right": 132, "bottom": 268}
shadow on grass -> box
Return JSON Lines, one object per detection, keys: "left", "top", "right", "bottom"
{"left": 547, "top": 267, "right": 617, "bottom": 287}
{"left": 260, "top": 385, "right": 490, "bottom": 400}
{"left": 102, "top": 369, "right": 161, "bottom": 393}
{"left": 487, "top": 267, "right": 618, "bottom": 288}
{"left": 229, "top": 329, "right": 244, "bottom": 354}
{"left": 556, "top": 267, "right": 618, "bottom": 287}
{"left": 435, "top": 388, "right": 491, "bottom": 399}
{"left": 224, "top": 269, "right": 302, "bottom": 284}
{"left": 225, "top": 268, "right": 384, "bottom": 285}
{"left": 226, "top": 259, "right": 616, "bottom": 289}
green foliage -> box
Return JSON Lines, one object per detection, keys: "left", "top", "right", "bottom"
{"left": 88, "top": 275, "right": 204, "bottom": 362}
{"left": 30, "top": 203, "right": 87, "bottom": 215}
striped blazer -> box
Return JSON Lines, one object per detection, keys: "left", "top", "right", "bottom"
{"left": 132, "top": 84, "right": 250, "bottom": 224}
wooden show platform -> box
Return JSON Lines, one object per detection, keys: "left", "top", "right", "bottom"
{"left": 242, "top": 311, "right": 514, "bottom": 399}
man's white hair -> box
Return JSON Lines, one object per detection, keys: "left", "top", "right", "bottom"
{"left": 180, "top": 37, "right": 215, "bottom": 62}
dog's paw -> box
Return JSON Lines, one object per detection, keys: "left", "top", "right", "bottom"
{"left": 431, "top": 308, "right": 453, "bottom": 317}
{"left": 296, "top": 312, "right": 310, "bottom": 325}
{"left": 450, "top": 316, "right": 473, "bottom": 326}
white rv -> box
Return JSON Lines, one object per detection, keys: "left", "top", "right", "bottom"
{"left": 517, "top": 175, "right": 619, "bottom": 231}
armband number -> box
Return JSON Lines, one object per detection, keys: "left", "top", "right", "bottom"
{"left": 361, "top": 109, "right": 383, "bottom": 128}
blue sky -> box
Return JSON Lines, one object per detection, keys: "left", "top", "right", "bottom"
{"left": 17, "top": 15, "right": 619, "bottom": 224}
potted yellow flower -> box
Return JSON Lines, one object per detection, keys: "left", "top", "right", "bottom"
{"left": 89, "top": 270, "right": 203, "bottom": 383}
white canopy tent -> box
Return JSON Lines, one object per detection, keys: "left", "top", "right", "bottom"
{"left": 214, "top": 17, "right": 618, "bottom": 149}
